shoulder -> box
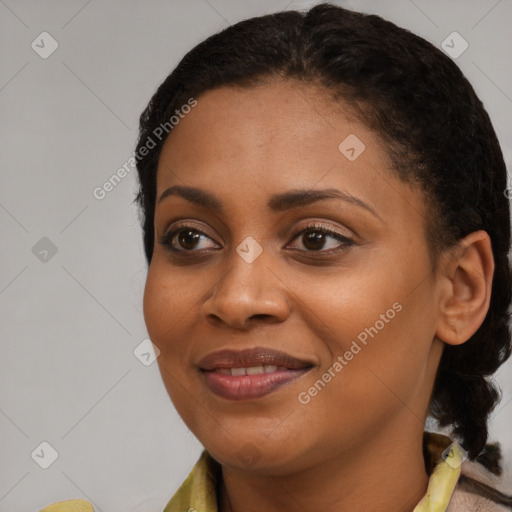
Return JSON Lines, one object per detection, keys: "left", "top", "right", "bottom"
{"left": 447, "top": 458, "right": 511, "bottom": 512}
{"left": 448, "top": 487, "right": 509, "bottom": 511}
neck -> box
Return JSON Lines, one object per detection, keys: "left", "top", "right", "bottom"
{"left": 218, "top": 422, "right": 429, "bottom": 512}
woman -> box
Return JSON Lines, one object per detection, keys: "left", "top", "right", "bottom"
{"left": 137, "top": 3, "right": 512, "bottom": 511}
{"left": 42, "top": 2, "right": 512, "bottom": 511}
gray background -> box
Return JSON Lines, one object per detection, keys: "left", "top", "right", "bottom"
{"left": 1, "top": 1, "right": 511, "bottom": 511}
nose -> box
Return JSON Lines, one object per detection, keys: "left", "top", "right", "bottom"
{"left": 200, "top": 249, "right": 291, "bottom": 330}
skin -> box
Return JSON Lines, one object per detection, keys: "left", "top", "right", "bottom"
{"left": 143, "top": 79, "right": 494, "bottom": 512}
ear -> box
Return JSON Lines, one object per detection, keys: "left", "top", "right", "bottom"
{"left": 435, "top": 230, "right": 494, "bottom": 346}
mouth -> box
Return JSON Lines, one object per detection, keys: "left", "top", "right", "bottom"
{"left": 197, "top": 347, "right": 314, "bottom": 401}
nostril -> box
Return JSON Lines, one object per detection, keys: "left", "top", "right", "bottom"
{"left": 249, "top": 314, "right": 273, "bottom": 321}
{"left": 207, "top": 313, "right": 223, "bottom": 324}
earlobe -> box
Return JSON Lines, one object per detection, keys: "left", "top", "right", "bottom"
{"left": 435, "top": 230, "right": 494, "bottom": 346}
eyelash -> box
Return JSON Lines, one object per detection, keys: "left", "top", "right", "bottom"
{"left": 158, "top": 221, "right": 354, "bottom": 257}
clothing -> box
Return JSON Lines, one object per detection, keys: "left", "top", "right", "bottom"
{"left": 40, "top": 433, "right": 509, "bottom": 512}
{"left": 40, "top": 500, "right": 94, "bottom": 511}
{"left": 162, "top": 432, "right": 509, "bottom": 512}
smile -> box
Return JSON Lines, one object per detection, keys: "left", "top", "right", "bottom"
{"left": 197, "top": 347, "right": 314, "bottom": 400}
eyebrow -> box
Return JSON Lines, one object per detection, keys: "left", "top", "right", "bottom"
{"left": 158, "top": 185, "right": 381, "bottom": 220}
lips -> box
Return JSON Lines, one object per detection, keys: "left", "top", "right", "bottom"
{"left": 197, "top": 347, "right": 314, "bottom": 401}
{"left": 198, "top": 347, "right": 313, "bottom": 371}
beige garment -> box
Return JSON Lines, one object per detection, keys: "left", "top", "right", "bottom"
{"left": 447, "top": 458, "right": 511, "bottom": 511}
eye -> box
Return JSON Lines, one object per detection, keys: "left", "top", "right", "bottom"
{"left": 158, "top": 221, "right": 354, "bottom": 255}
{"left": 287, "top": 222, "right": 354, "bottom": 253}
{"left": 159, "top": 225, "right": 220, "bottom": 252}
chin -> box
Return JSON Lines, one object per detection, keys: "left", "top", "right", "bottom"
{"left": 203, "top": 434, "right": 316, "bottom": 476}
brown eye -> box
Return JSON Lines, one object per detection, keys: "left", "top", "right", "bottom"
{"left": 288, "top": 225, "right": 354, "bottom": 253}
{"left": 302, "top": 231, "right": 328, "bottom": 251}
{"left": 159, "top": 226, "right": 220, "bottom": 252}
{"left": 177, "top": 229, "right": 201, "bottom": 250}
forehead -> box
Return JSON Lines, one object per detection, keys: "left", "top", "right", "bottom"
{"left": 155, "top": 80, "right": 426, "bottom": 226}
{"left": 160, "top": 80, "right": 372, "bottom": 170}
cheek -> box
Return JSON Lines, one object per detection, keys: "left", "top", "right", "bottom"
{"left": 291, "top": 316, "right": 433, "bottom": 453}
{"left": 142, "top": 265, "right": 202, "bottom": 421}
{"left": 293, "top": 255, "right": 437, "bottom": 403}
{"left": 304, "top": 287, "right": 437, "bottom": 425}
{"left": 143, "top": 269, "right": 169, "bottom": 344}
{"left": 290, "top": 264, "right": 405, "bottom": 354}
{"left": 142, "top": 263, "right": 196, "bottom": 345}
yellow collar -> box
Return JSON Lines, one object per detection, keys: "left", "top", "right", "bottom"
{"left": 415, "top": 433, "right": 466, "bottom": 511}
{"left": 162, "top": 432, "right": 464, "bottom": 512}
{"left": 40, "top": 433, "right": 464, "bottom": 512}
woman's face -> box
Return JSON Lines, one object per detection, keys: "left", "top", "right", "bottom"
{"left": 143, "top": 80, "right": 445, "bottom": 474}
